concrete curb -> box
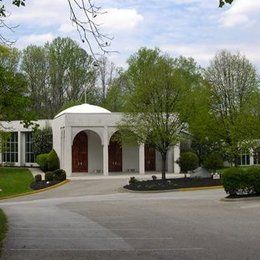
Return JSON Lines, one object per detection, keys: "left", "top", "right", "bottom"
{"left": 119, "top": 185, "right": 224, "bottom": 193}
{"left": 0, "top": 180, "right": 70, "bottom": 201}
{"left": 220, "top": 196, "right": 260, "bottom": 202}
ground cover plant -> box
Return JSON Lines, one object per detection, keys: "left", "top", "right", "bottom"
{"left": 0, "top": 209, "right": 7, "bottom": 256}
{"left": 0, "top": 167, "right": 33, "bottom": 198}
{"left": 124, "top": 176, "right": 221, "bottom": 191}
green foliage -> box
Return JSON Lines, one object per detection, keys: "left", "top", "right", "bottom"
{"left": 47, "top": 150, "right": 60, "bottom": 171}
{"left": 178, "top": 152, "right": 199, "bottom": 173}
{"left": 189, "top": 50, "right": 260, "bottom": 165}
{"left": 222, "top": 167, "right": 260, "bottom": 196}
{"left": 34, "top": 174, "right": 42, "bottom": 182}
{"left": 129, "top": 176, "right": 138, "bottom": 184}
{"left": 52, "top": 169, "right": 66, "bottom": 181}
{"left": 203, "top": 153, "right": 224, "bottom": 172}
{"left": 36, "top": 153, "right": 49, "bottom": 172}
{"left": 45, "top": 171, "right": 55, "bottom": 182}
{"left": 120, "top": 48, "right": 200, "bottom": 179}
{"left": 0, "top": 208, "right": 7, "bottom": 255}
{"left": 32, "top": 127, "right": 53, "bottom": 156}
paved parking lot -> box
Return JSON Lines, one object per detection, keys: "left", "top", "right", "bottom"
{"left": 0, "top": 179, "right": 260, "bottom": 259}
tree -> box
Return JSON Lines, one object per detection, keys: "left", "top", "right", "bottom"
{"left": 189, "top": 50, "right": 260, "bottom": 166}
{"left": 46, "top": 37, "right": 97, "bottom": 116}
{"left": 32, "top": 127, "right": 53, "bottom": 156}
{"left": 21, "top": 45, "right": 49, "bottom": 118}
{"left": 219, "top": 0, "right": 234, "bottom": 8}
{"left": 119, "top": 48, "right": 193, "bottom": 180}
{"left": 0, "top": 45, "right": 31, "bottom": 121}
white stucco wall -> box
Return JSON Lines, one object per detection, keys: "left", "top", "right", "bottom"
{"left": 122, "top": 145, "right": 139, "bottom": 172}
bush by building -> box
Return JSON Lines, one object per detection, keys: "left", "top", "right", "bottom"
{"left": 178, "top": 152, "right": 199, "bottom": 173}
{"left": 203, "top": 153, "right": 224, "bottom": 173}
{"left": 222, "top": 166, "right": 260, "bottom": 196}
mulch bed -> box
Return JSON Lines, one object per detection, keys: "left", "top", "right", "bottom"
{"left": 30, "top": 180, "right": 61, "bottom": 190}
{"left": 124, "top": 178, "right": 222, "bottom": 191}
{"left": 227, "top": 193, "right": 260, "bottom": 199}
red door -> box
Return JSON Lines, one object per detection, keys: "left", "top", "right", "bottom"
{"left": 72, "top": 132, "right": 88, "bottom": 172}
{"left": 145, "top": 145, "right": 156, "bottom": 171}
{"left": 109, "top": 140, "right": 122, "bottom": 172}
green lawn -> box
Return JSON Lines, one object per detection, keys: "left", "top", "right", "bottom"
{"left": 0, "top": 209, "right": 7, "bottom": 256}
{"left": 0, "top": 167, "right": 33, "bottom": 199}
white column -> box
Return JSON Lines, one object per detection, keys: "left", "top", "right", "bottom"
{"left": 139, "top": 143, "right": 145, "bottom": 175}
{"left": 103, "top": 127, "right": 109, "bottom": 176}
{"left": 17, "top": 131, "right": 22, "bottom": 166}
{"left": 64, "top": 127, "right": 72, "bottom": 177}
{"left": 167, "top": 147, "right": 174, "bottom": 173}
{"left": 173, "top": 144, "right": 180, "bottom": 174}
{"left": 250, "top": 148, "right": 254, "bottom": 165}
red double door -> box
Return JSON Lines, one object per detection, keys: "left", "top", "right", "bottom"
{"left": 109, "top": 139, "right": 122, "bottom": 172}
{"left": 72, "top": 132, "right": 88, "bottom": 172}
{"left": 145, "top": 145, "right": 156, "bottom": 171}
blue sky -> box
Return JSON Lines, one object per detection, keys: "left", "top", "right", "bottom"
{"left": 4, "top": 0, "right": 260, "bottom": 69}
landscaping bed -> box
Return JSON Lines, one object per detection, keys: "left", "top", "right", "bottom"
{"left": 30, "top": 180, "right": 61, "bottom": 190}
{"left": 124, "top": 177, "right": 222, "bottom": 191}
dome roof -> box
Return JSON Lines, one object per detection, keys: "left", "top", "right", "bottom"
{"left": 54, "top": 103, "right": 111, "bottom": 118}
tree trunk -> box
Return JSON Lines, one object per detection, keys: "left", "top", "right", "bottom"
{"left": 161, "top": 153, "right": 167, "bottom": 180}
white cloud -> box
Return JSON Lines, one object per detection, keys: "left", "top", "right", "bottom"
{"left": 18, "top": 33, "right": 55, "bottom": 48}
{"left": 219, "top": 0, "right": 260, "bottom": 27}
{"left": 98, "top": 8, "right": 143, "bottom": 31}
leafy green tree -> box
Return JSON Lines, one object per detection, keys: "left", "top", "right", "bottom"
{"left": 21, "top": 45, "right": 49, "bottom": 118}
{"left": 32, "top": 127, "right": 53, "bottom": 156}
{"left": 189, "top": 50, "right": 260, "bottom": 166}
{"left": 119, "top": 48, "right": 195, "bottom": 180}
{"left": 46, "top": 37, "right": 97, "bottom": 117}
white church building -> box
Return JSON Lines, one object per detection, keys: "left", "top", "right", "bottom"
{"left": 0, "top": 104, "right": 182, "bottom": 177}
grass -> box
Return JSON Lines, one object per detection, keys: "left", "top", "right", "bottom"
{"left": 0, "top": 209, "right": 7, "bottom": 256}
{"left": 0, "top": 167, "right": 33, "bottom": 199}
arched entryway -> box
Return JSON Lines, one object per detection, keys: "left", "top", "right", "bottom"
{"left": 145, "top": 144, "right": 156, "bottom": 171}
{"left": 109, "top": 132, "right": 122, "bottom": 172}
{"left": 72, "top": 131, "right": 88, "bottom": 172}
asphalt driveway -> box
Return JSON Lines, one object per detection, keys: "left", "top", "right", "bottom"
{"left": 0, "top": 179, "right": 260, "bottom": 259}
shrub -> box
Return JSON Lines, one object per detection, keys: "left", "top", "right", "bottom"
{"left": 152, "top": 175, "right": 157, "bottom": 181}
{"left": 34, "top": 174, "right": 42, "bottom": 182}
{"left": 47, "top": 149, "right": 60, "bottom": 171}
{"left": 203, "top": 153, "right": 224, "bottom": 173}
{"left": 178, "top": 152, "right": 199, "bottom": 173}
{"left": 32, "top": 127, "right": 53, "bottom": 156}
{"left": 129, "top": 176, "right": 138, "bottom": 184}
{"left": 36, "top": 153, "right": 49, "bottom": 172}
{"left": 45, "top": 171, "right": 55, "bottom": 182}
{"left": 222, "top": 167, "right": 260, "bottom": 196}
{"left": 52, "top": 169, "right": 66, "bottom": 181}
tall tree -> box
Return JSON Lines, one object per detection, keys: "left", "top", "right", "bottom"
{"left": 46, "top": 37, "right": 97, "bottom": 117}
{"left": 189, "top": 50, "right": 260, "bottom": 165}
{"left": 0, "top": 45, "right": 32, "bottom": 145}
{"left": 96, "top": 56, "right": 119, "bottom": 100}
{"left": 21, "top": 45, "right": 49, "bottom": 118}
{"left": 119, "top": 48, "right": 194, "bottom": 180}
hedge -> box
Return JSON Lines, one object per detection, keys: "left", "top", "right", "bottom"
{"left": 222, "top": 166, "right": 260, "bottom": 196}
{"left": 36, "top": 149, "right": 59, "bottom": 172}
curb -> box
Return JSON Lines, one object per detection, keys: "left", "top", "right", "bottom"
{"left": 0, "top": 180, "right": 70, "bottom": 201}
{"left": 220, "top": 196, "right": 260, "bottom": 202}
{"left": 119, "top": 185, "right": 224, "bottom": 193}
